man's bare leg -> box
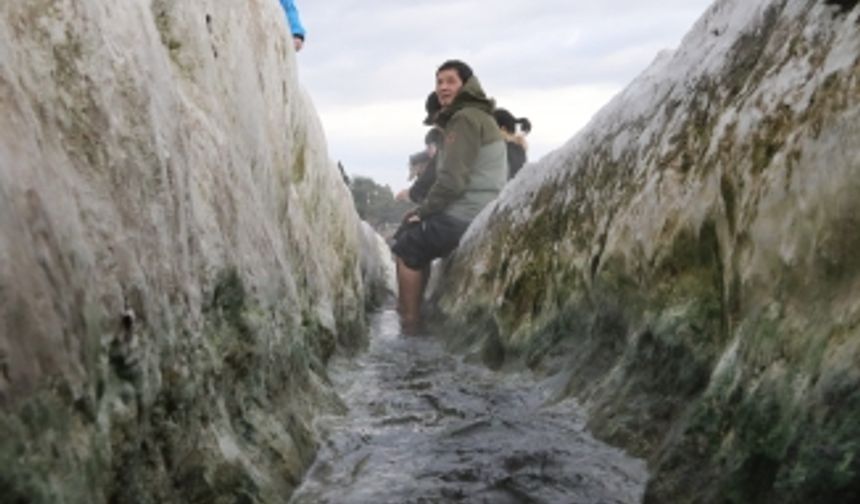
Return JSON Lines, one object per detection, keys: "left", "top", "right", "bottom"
{"left": 395, "top": 259, "right": 403, "bottom": 314}
{"left": 396, "top": 257, "right": 424, "bottom": 334}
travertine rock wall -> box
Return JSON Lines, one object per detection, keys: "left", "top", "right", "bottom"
{"left": 434, "top": 0, "right": 859, "bottom": 501}
{"left": 359, "top": 221, "right": 397, "bottom": 309}
{"left": 0, "top": 1, "right": 381, "bottom": 502}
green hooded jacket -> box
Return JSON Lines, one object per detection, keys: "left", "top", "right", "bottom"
{"left": 417, "top": 76, "right": 507, "bottom": 221}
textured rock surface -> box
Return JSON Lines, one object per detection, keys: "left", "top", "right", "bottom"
{"left": 433, "top": 0, "right": 859, "bottom": 502}
{"left": 0, "top": 1, "right": 381, "bottom": 502}
{"left": 358, "top": 221, "right": 397, "bottom": 310}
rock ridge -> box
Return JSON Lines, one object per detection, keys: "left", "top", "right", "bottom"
{"left": 433, "top": 1, "right": 860, "bottom": 502}
{"left": 1, "top": 1, "right": 383, "bottom": 502}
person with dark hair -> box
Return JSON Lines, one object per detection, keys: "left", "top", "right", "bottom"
{"left": 422, "top": 90, "right": 443, "bottom": 127}
{"left": 391, "top": 60, "right": 507, "bottom": 333}
{"left": 436, "top": 60, "right": 474, "bottom": 88}
{"left": 396, "top": 92, "right": 444, "bottom": 204}
{"left": 493, "top": 108, "right": 532, "bottom": 179}
{"left": 278, "top": 0, "right": 306, "bottom": 51}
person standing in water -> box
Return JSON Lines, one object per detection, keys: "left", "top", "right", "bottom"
{"left": 391, "top": 60, "right": 508, "bottom": 333}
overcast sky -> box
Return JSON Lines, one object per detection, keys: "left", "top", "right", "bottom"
{"left": 293, "top": 0, "right": 715, "bottom": 191}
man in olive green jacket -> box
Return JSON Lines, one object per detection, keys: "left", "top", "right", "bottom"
{"left": 392, "top": 60, "right": 507, "bottom": 333}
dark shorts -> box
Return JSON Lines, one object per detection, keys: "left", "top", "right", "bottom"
{"left": 391, "top": 213, "right": 469, "bottom": 270}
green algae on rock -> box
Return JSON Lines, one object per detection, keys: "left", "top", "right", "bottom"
{"left": 432, "top": 1, "right": 860, "bottom": 502}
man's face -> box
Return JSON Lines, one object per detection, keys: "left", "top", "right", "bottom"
{"left": 436, "top": 69, "right": 463, "bottom": 107}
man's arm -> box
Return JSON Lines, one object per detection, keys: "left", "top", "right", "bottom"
{"left": 417, "top": 114, "right": 481, "bottom": 218}
{"left": 279, "top": 0, "right": 306, "bottom": 49}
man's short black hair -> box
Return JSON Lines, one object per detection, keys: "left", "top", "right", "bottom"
{"left": 436, "top": 60, "right": 473, "bottom": 85}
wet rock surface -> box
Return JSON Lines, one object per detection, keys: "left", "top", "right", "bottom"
{"left": 291, "top": 310, "right": 646, "bottom": 504}
{"left": 0, "top": 1, "right": 384, "bottom": 501}
{"left": 433, "top": 1, "right": 860, "bottom": 502}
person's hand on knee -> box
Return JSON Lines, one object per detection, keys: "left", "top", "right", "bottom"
{"left": 402, "top": 208, "right": 420, "bottom": 224}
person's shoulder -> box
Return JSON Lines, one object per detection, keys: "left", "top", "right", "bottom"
{"left": 507, "top": 140, "right": 526, "bottom": 157}
{"left": 446, "top": 108, "right": 475, "bottom": 129}
{"left": 451, "top": 106, "right": 494, "bottom": 128}
{"left": 506, "top": 133, "right": 528, "bottom": 150}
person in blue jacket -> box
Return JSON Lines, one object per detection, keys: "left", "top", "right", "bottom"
{"left": 279, "top": 0, "right": 306, "bottom": 51}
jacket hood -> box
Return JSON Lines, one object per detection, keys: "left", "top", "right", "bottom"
{"left": 436, "top": 76, "right": 495, "bottom": 126}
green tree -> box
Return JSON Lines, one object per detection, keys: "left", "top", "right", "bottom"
{"left": 349, "top": 176, "right": 413, "bottom": 234}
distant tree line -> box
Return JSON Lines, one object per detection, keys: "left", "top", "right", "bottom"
{"left": 348, "top": 176, "right": 413, "bottom": 236}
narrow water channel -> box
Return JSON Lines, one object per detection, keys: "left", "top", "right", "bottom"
{"left": 289, "top": 309, "right": 647, "bottom": 504}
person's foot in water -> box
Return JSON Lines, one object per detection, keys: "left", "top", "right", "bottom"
{"left": 399, "top": 315, "right": 422, "bottom": 336}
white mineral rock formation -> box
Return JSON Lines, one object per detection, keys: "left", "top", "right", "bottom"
{"left": 0, "top": 1, "right": 386, "bottom": 501}
{"left": 435, "top": 1, "right": 860, "bottom": 501}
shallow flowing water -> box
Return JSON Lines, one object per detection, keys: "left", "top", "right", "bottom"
{"left": 289, "top": 309, "right": 647, "bottom": 504}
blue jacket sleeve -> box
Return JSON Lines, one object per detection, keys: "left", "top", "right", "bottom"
{"left": 279, "top": 0, "right": 306, "bottom": 39}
